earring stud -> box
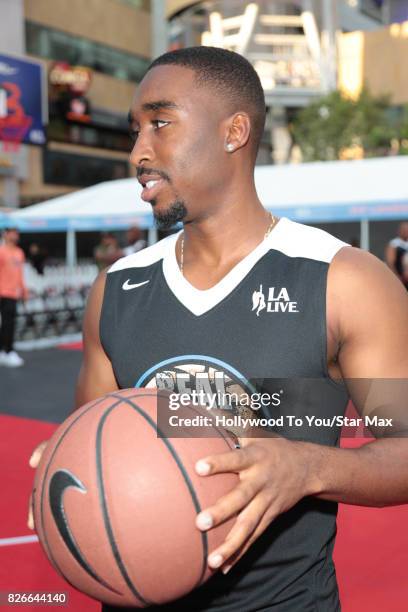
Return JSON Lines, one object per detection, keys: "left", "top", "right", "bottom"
{"left": 226, "top": 143, "right": 234, "bottom": 152}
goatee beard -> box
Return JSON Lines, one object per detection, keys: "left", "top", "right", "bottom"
{"left": 152, "top": 200, "right": 188, "bottom": 230}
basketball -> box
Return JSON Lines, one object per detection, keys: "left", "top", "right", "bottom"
{"left": 32, "top": 388, "right": 239, "bottom": 607}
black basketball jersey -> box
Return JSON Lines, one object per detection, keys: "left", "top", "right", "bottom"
{"left": 389, "top": 237, "right": 408, "bottom": 275}
{"left": 100, "top": 217, "right": 349, "bottom": 612}
{"left": 390, "top": 236, "right": 408, "bottom": 289}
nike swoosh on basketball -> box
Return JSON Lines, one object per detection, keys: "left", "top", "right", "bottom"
{"left": 122, "top": 279, "right": 150, "bottom": 290}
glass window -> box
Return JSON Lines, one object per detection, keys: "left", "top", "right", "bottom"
{"left": 26, "top": 21, "right": 150, "bottom": 83}
{"left": 47, "top": 119, "right": 132, "bottom": 152}
{"left": 43, "top": 149, "right": 129, "bottom": 187}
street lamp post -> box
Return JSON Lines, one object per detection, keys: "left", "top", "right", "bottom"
{"left": 151, "top": 0, "right": 168, "bottom": 59}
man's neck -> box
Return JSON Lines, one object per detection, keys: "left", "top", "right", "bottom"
{"left": 180, "top": 200, "right": 273, "bottom": 270}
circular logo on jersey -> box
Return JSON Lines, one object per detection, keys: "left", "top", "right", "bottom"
{"left": 135, "top": 355, "right": 257, "bottom": 415}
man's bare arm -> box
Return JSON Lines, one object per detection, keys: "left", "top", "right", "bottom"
{"left": 75, "top": 270, "right": 119, "bottom": 408}
{"left": 309, "top": 247, "right": 408, "bottom": 506}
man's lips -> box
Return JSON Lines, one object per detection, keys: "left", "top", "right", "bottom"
{"left": 140, "top": 178, "right": 166, "bottom": 202}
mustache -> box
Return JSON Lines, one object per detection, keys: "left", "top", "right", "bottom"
{"left": 136, "top": 167, "right": 171, "bottom": 183}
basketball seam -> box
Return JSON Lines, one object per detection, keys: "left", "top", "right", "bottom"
{"left": 109, "top": 392, "right": 210, "bottom": 594}
{"left": 96, "top": 402, "right": 151, "bottom": 607}
{"left": 38, "top": 395, "right": 123, "bottom": 594}
{"left": 111, "top": 391, "right": 236, "bottom": 451}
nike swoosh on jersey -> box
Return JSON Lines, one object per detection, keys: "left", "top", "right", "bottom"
{"left": 122, "top": 279, "right": 150, "bottom": 290}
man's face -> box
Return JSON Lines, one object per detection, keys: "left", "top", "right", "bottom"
{"left": 101, "top": 234, "right": 115, "bottom": 247}
{"left": 127, "top": 227, "right": 141, "bottom": 243}
{"left": 399, "top": 222, "right": 408, "bottom": 240}
{"left": 5, "top": 229, "right": 19, "bottom": 245}
{"left": 128, "top": 65, "right": 231, "bottom": 228}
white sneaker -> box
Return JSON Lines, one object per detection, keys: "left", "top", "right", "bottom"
{"left": 3, "top": 350, "right": 24, "bottom": 367}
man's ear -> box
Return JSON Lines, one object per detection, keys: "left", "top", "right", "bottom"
{"left": 224, "top": 112, "right": 251, "bottom": 152}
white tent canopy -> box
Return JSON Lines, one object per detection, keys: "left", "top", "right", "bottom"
{"left": 255, "top": 156, "right": 408, "bottom": 222}
{"left": 10, "top": 178, "right": 154, "bottom": 231}
{"left": 10, "top": 156, "right": 408, "bottom": 233}
{"left": 10, "top": 156, "right": 408, "bottom": 263}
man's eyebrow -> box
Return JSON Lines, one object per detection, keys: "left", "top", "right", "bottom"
{"left": 142, "top": 100, "right": 180, "bottom": 112}
{"left": 128, "top": 101, "right": 180, "bottom": 124}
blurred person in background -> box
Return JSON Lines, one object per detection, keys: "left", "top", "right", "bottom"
{"left": 28, "top": 242, "right": 48, "bottom": 275}
{"left": 121, "top": 226, "right": 146, "bottom": 256}
{"left": 402, "top": 250, "right": 408, "bottom": 287}
{"left": 93, "top": 232, "right": 120, "bottom": 270}
{"left": 385, "top": 222, "right": 408, "bottom": 290}
{"left": 0, "top": 228, "right": 28, "bottom": 367}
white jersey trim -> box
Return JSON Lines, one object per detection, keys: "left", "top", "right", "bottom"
{"left": 107, "top": 233, "right": 176, "bottom": 273}
{"left": 162, "top": 218, "right": 348, "bottom": 317}
{"left": 271, "top": 218, "right": 348, "bottom": 263}
{"left": 107, "top": 218, "right": 349, "bottom": 317}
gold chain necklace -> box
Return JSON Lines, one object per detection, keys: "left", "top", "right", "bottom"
{"left": 179, "top": 212, "right": 277, "bottom": 274}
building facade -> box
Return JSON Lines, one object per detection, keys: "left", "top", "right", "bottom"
{"left": 0, "top": 0, "right": 151, "bottom": 209}
{"left": 1, "top": 0, "right": 408, "bottom": 212}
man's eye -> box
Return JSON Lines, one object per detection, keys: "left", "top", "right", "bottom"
{"left": 129, "top": 129, "right": 139, "bottom": 142}
{"left": 154, "top": 120, "right": 169, "bottom": 129}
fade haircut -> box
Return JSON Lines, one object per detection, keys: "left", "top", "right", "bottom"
{"left": 147, "top": 46, "right": 266, "bottom": 160}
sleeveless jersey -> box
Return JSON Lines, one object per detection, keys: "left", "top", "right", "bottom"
{"left": 100, "top": 218, "right": 350, "bottom": 612}
{"left": 389, "top": 236, "right": 408, "bottom": 289}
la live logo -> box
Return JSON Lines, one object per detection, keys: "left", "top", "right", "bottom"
{"left": 252, "top": 285, "right": 299, "bottom": 316}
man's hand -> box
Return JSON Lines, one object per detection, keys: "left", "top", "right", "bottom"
{"left": 27, "top": 441, "right": 48, "bottom": 530}
{"left": 194, "top": 437, "right": 319, "bottom": 574}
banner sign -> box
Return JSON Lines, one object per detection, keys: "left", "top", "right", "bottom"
{"left": 0, "top": 53, "right": 47, "bottom": 145}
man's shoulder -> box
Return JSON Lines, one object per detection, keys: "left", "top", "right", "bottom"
{"left": 389, "top": 237, "right": 408, "bottom": 249}
{"left": 107, "top": 232, "right": 178, "bottom": 274}
{"left": 327, "top": 245, "right": 408, "bottom": 378}
{"left": 328, "top": 246, "right": 408, "bottom": 317}
{"left": 0, "top": 244, "right": 24, "bottom": 260}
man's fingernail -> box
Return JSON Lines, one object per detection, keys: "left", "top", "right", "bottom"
{"left": 208, "top": 553, "right": 223, "bottom": 568}
{"left": 196, "top": 512, "right": 213, "bottom": 530}
{"left": 196, "top": 461, "right": 210, "bottom": 475}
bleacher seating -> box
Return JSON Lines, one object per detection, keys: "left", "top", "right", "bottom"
{"left": 15, "top": 264, "right": 98, "bottom": 340}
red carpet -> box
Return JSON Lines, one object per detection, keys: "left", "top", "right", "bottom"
{"left": 58, "top": 341, "right": 83, "bottom": 351}
{"left": 0, "top": 415, "right": 97, "bottom": 611}
{"left": 1, "top": 414, "right": 407, "bottom": 611}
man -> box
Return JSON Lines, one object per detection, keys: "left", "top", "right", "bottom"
{"left": 28, "top": 242, "right": 48, "bottom": 275}
{"left": 93, "top": 232, "right": 120, "bottom": 270}
{"left": 385, "top": 221, "right": 408, "bottom": 289}
{"left": 29, "top": 48, "right": 408, "bottom": 611}
{"left": 0, "top": 227, "right": 27, "bottom": 367}
{"left": 121, "top": 226, "right": 146, "bottom": 256}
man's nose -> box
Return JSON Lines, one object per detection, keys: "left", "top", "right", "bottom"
{"left": 129, "top": 131, "right": 154, "bottom": 167}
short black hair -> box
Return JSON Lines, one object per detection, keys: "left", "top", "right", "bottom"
{"left": 147, "top": 46, "right": 266, "bottom": 159}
